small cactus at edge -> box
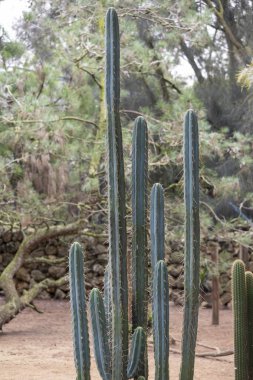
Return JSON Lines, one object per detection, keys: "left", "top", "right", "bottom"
{"left": 232, "top": 259, "right": 249, "bottom": 380}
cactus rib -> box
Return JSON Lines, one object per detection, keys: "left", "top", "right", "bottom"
{"left": 69, "top": 242, "right": 90, "bottom": 380}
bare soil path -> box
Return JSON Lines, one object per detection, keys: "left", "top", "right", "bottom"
{"left": 0, "top": 300, "right": 234, "bottom": 379}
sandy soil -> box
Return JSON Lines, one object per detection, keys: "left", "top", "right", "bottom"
{"left": 0, "top": 300, "right": 234, "bottom": 380}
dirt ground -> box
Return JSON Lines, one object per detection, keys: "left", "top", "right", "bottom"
{"left": 0, "top": 300, "right": 234, "bottom": 380}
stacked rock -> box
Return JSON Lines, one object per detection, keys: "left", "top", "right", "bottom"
{"left": 0, "top": 226, "right": 252, "bottom": 305}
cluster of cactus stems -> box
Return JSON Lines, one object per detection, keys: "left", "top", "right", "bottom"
{"left": 69, "top": 7, "right": 200, "bottom": 380}
{"left": 232, "top": 259, "right": 253, "bottom": 380}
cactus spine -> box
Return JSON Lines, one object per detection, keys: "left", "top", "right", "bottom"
{"left": 180, "top": 110, "right": 200, "bottom": 380}
{"left": 232, "top": 260, "right": 248, "bottom": 380}
{"left": 132, "top": 116, "right": 148, "bottom": 377}
{"left": 69, "top": 242, "right": 90, "bottom": 380}
{"left": 105, "top": 7, "right": 128, "bottom": 379}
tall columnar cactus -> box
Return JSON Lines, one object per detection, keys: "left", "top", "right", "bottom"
{"left": 69, "top": 242, "right": 90, "bottom": 380}
{"left": 69, "top": 7, "right": 202, "bottom": 380}
{"left": 131, "top": 116, "right": 148, "bottom": 377}
{"left": 232, "top": 260, "right": 248, "bottom": 380}
{"left": 105, "top": 7, "right": 128, "bottom": 379}
{"left": 180, "top": 110, "right": 200, "bottom": 380}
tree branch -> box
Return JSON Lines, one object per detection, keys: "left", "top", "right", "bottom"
{"left": 0, "top": 276, "right": 68, "bottom": 329}
{"left": 1, "top": 116, "right": 98, "bottom": 129}
{"left": 11, "top": 224, "right": 78, "bottom": 279}
{"left": 204, "top": 0, "right": 250, "bottom": 64}
{"left": 180, "top": 38, "right": 204, "bottom": 83}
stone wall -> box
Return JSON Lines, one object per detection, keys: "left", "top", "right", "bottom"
{"left": 0, "top": 229, "right": 109, "bottom": 300}
{"left": 167, "top": 235, "right": 252, "bottom": 306}
{"left": 0, "top": 227, "right": 250, "bottom": 304}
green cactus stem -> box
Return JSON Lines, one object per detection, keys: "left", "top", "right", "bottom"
{"left": 127, "top": 327, "right": 146, "bottom": 379}
{"left": 89, "top": 288, "right": 111, "bottom": 380}
{"left": 150, "top": 183, "right": 165, "bottom": 272}
{"left": 246, "top": 271, "right": 253, "bottom": 378}
{"left": 180, "top": 110, "right": 200, "bottom": 380}
{"left": 152, "top": 260, "right": 169, "bottom": 380}
{"left": 132, "top": 116, "right": 148, "bottom": 377}
{"left": 105, "top": 7, "right": 128, "bottom": 379}
{"left": 232, "top": 259, "right": 248, "bottom": 380}
{"left": 69, "top": 242, "right": 90, "bottom": 380}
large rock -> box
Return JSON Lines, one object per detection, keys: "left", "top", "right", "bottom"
{"left": 174, "top": 276, "right": 184, "bottom": 290}
{"left": 169, "top": 251, "right": 184, "bottom": 265}
{"left": 31, "top": 249, "right": 44, "bottom": 258}
{"left": 16, "top": 281, "right": 29, "bottom": 293}
{"left": 97, "top": 253, "right": 108, "bottom": 265}
{"left": 48, "top": 265, "right": 66, "bottom": 279}
{"left": 6, "top": 241, "right": 19, "bottom": 254}
{"left": 2, "top": 253, "right": 14, "bottom": 266}
{"left": 12, "top": 230, "right": 24, "bottom": 242}
{"left": 168, "top": 264, "right": 183, "bottom": 278}
{"left": 57, "top": 245, "right": 67, "bottom": 257}
{"left": 54, "top": 288, "right": 66, "bottom": 300}
{"left": 31, "top": 269, "right": 46, "bottom": 282}
{"left": 38, "top": 290, "right": 51, "bottom": 300}
{"left": 16, "top": 267, "right": 30, "bottom": 282}
{"left": 93, "top": 263, "right": 104, "bottom": 275}
{"left": 45, "top": 245, "right": 57, "bottom": 256}
{"left": 2, "top": 231, "right": 12, "bottom": 243}
{"left": 220, "top": 292, "right": 231, "bottom": 306}
{"left": 96, "top": 244, "right": 107, "bottom": 254}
